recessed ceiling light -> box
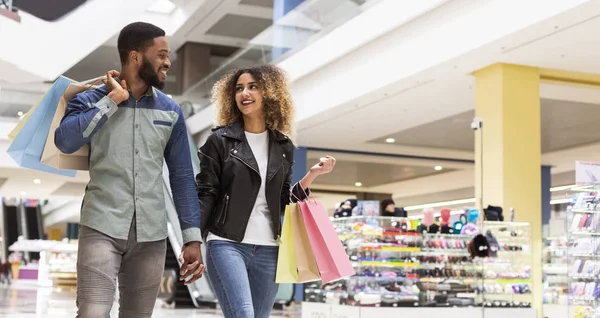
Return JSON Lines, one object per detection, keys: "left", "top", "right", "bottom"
{"left": 355, "top": 182, "right": 362, "bottom": 187}
{"left": 20, "top": 191, "right": 27, "bottom": 196}
{"left": 385, "top": 138, "right": 395, "bottom": 143}
{"left": 17, "top": 111, "right": 24, "bottom": 117}
{"left": 146, "top": 0, "right": 176, "bottom": 14}
{"left": 434, "top": 165, "right": 443, "bottom": 171}
{"left": 33, "top": 179, "right": 41, "bottom": 184}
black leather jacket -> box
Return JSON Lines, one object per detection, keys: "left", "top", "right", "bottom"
{"left": 196, "top": 121, "right": 309, "bottom": 242}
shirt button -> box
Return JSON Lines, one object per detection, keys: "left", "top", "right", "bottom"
{"left": 283, "top": 154, "right": 286, "bottom": 158}
{"left": 135, "top": 149, "right": 139, "bottom": 154}
{"left": 135, "top": 172, "right": 138, "bottom": 177}
{"left": 135, "top": 124, "right": 139, "bottom": 128}
{"left": 234, "top": 150, "right": 237, "bottom": 154}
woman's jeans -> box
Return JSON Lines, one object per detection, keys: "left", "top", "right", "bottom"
{"left": 206, "top": 240, "right": 280, "bottom": 318}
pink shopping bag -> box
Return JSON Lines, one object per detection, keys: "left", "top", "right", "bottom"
{"left": 299, "top": 200, "right": 355, "bottom": 284}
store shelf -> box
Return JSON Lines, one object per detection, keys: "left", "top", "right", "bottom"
{"left": 305, "top": 216, "right": 533, "bottom": 309}
{"left": 566, "top": 187, "right": 600, "bottom": 317}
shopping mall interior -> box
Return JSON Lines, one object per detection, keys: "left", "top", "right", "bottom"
{"left": 2, "top": 0, "right": 600, "bottom": 317}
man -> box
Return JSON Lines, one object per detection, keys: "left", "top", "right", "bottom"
{"left": 381, "top": 199, "right": 407, "bottom": 217}
{"left": 55, "top": 22, "right": 204, "bottom": 317}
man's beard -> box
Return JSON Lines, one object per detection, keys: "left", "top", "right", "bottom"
{"left": 138, "top": 56, "right": 165, "bottom": 90}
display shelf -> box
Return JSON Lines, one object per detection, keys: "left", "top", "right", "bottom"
{"left": 543, "top": 237, "right": 568, "bottom": 306}
{"left": 8, "top": 239, "right": 78, "bottom": 288}
{"left": 566, "top": 185, "right": 600, "bottom": 317}
{"left": 305, "top": 216, "right": 534, "bottom": 310}
{"left": 478, "top": 221, "right": 533, "bottom": 308}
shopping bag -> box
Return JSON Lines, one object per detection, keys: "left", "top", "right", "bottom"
{"left": 6, "top": 76, "right": 78, "bottom": 177}
{"left": 299, "top": 200, "right": 355, "bottom": 284}
{"left": 40, "top": 77, "right": 102, "bottom": 171}
{"left": 290, "top": 203, "right": 321, "bottom": 283}
{"left": 275, "top": 206, "right": 298, "bottom": 283}
{"left": 7, "top": 94, "right": 45, "bottom": 142}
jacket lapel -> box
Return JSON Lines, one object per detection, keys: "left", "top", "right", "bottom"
{"left": 224, "top": 121, "right": 260, "bottom": 175}
{"left": 266, "top": 129, "right": 289, "bottom": 183}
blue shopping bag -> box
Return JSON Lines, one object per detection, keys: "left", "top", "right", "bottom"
{"left": 7, "top": 76, "right": 77, "bottom": 177}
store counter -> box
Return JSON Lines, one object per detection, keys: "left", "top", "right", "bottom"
{"left": 302, "top": 302, "right": 537, "bottom": 318}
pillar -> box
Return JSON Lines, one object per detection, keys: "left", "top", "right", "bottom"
{"left": 272, "top": 0, "right": 305, "bottom": 61}
{"left": 292, "top": 146, "right": 307, "bottom": 301}
{"left": 172, "top": 42, "right": 211, "bottom": 95}
{"left": 473, "top": 63, "right": 542, "bottom": 317}
{"left": 541, "top": 166, "right": 551, "bottom": 237}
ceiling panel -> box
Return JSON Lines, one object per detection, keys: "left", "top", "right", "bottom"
{"left": 50, "top": 182, "right": 87, "bottom": 197}
{"left": 312, "top": 160, "right": 452, "bottom": 188}
{"left": 206, "top": 14, "right": 272, "bottom": 40}
{"left": 0, "top": 102, "right": 31, "bottom": 118}
{"left": 239, "top": 0, "right": 274, "bottom": 8}
{"left": 372, "top": 99, "right": 600, "bottom": 153}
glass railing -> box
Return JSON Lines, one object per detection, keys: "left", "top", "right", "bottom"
{"left": 181, "top": 0, "right": 382, "bottom": 110}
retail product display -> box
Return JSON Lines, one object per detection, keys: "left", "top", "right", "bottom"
{"left": 304, "top": 215, "right": 533, "bottom": 309}
{"left": 566, "top": 187, "right": 600, "bottom": 317}
{"left": 478, "top": 221, "right": 533, "bottom": 308}
{"left": 9, "top": 239, "right": 77, "bottom": 288}
{"left": 543, "top": 237, "right": 568, "bottom": 305}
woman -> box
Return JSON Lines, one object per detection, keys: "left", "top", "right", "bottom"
{"left": 196, "top": 64, "right": 336, "bottom": 318}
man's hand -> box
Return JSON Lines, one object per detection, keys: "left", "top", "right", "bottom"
{"left": 178, "top": 241, "right": 205, "bottom": 285}
{"left": 103, "top": 70, "right": 129, "bottom": 105}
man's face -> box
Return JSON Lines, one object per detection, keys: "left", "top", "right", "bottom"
{"left": 138, "top": 36, "right": 171, "bottom": 89}
{"left": 386, "top": 204, "right": 395, "bottom": 212}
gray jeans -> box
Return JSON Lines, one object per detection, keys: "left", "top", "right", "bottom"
{"left": 76, "top": 219, "right": 167, "bottom": 318}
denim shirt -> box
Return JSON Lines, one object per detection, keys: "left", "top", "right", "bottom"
{"left": 54, "top": 85, "right": 201, "bottom": 244}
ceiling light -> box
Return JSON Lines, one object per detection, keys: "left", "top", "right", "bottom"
{"left": 17, "top": 111, "right": 24, "bottom": 117}
{"left": 404, "top": 198, "right": 476, "bottom": 211}
{"left": 355, "top": 182, "right": 362, "bottom": 187}
{"left": 550, "top": 184, "right": 575, "bottom": 192}
{"left": 434, "top": 165, "right": 443, "bottom": 171}
{"left": 550, "top": 198, "right": 572, "bottom": 205}
{"left": 33, "top": 179, "right": 41, "bottom": 184}
{"left": 147, "top": 0, "right": 176, "bottom": 14}
{"left": 385, "top": 138, "right": 395, "bottom": 143}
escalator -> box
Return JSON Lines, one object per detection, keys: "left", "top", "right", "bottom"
{"left": 159, "top": 132, "right": 296, "bottom": 308}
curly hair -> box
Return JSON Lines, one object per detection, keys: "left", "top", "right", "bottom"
{"left": 211, "top": 64, "right": 295, "bottom": 138}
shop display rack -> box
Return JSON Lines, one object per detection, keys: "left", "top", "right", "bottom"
{"left": 543, "top": 237, "right": 568, "bottom": 305}
{"left": 304, "top": 216, "right": 533, "bottom": 309}
{"left": 9, "top": 239, "right": 77, "bottom": 289}
{"left": 566, "top": 185, "right": 600, "bottom": 318}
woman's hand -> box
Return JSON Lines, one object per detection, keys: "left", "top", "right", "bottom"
{"left": 299, "top": 156, "right": 336, "bottom": 190}
{"left": 309, "top": 155, "right": 336, "bottom": 176}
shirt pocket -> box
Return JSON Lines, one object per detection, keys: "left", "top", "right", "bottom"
{"left": 153, "top": 120, "right": 173, "bottom": 127}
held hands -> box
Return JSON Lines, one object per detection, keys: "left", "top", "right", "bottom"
{"left": 103, "top": 70, "right": 129, "bottom": 105}
{"left": 309, "top": 155, "right": 336, "bottom": 176}
{"left": 178, "top": 241, "right": 206, "bottom": 285}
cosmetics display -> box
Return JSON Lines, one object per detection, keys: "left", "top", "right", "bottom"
{"left": 304, "top": 216, "right": 533, "bottom": 309}
{"left": 8, "top": 239, "right": 78, "bottom": 288}
{"left": 542, "top": 237, "right": 568, "bottom": 305}
{"left": 566, "top": 188, "right": 600, "bottom": 317}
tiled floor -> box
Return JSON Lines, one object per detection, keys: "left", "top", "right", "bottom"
{"left": 0, "top": 280, "right": 301, "bottom": 317}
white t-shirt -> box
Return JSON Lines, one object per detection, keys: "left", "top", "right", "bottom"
{"left": 207, "top": 130, "right": 277, "bottom": 246}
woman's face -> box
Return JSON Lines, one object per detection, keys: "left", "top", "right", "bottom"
{"left": 235, "top": 73, "right": 264, "bottom": 119}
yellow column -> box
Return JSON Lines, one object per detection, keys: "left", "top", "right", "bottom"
{"left": 473, "top": 63, "right": 542, "bottom": 317}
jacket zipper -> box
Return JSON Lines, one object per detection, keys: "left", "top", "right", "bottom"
{"left": 231, "top": 153, "right": 259, "bottom": 175}
{"left": 219, "top": 195, "right": 229, "bottom": 225}
{"left": 275, "top": 164, "right": 286, "bottom": 244}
